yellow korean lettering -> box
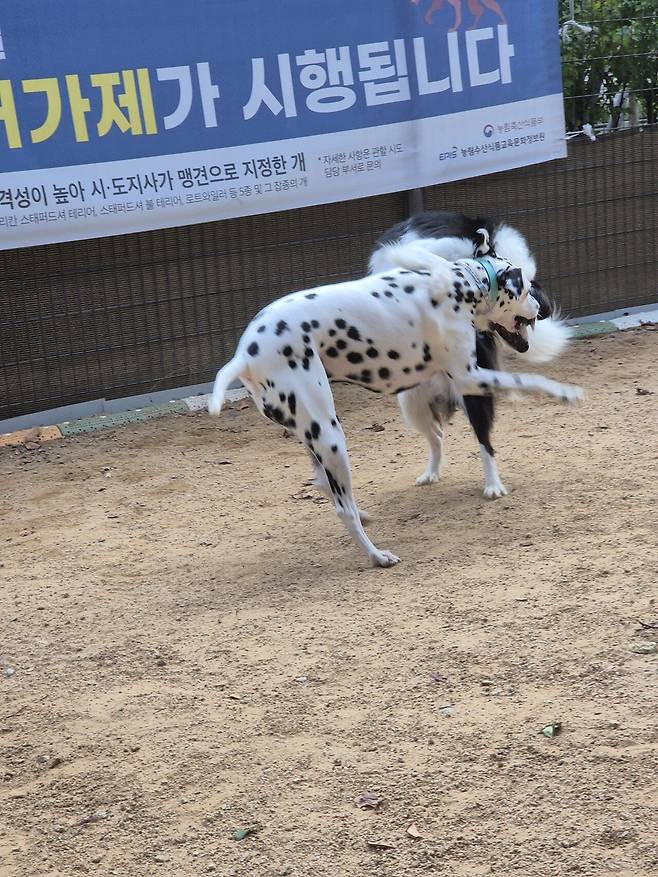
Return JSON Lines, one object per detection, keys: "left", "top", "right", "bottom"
{"left": 136, "top": 68, "right": 157, "bottom": 135}
{"left": 92, "top": 70, "right": 143, "bottom": 136}
{"left": 22, "top": 77, "right": 62, "bottom": 143}
{"left": 65, "top": 74, "right": 91, "bottom": 142}
{"left": 0, "top": 80, "right": 22, "bottom": 149}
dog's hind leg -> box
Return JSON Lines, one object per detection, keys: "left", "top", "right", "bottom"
{"left": 398, "top": 381, "right": 451, "bottom": 486}
{"left": 294, "top": 362, "right": 399, "bottom": 567}
{"left": 305, "top": 448, "right": 373, "bottom": 525}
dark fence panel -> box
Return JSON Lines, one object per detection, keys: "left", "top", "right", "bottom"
{"left": 0, "top": 191, "right": 406, "bottom": 420}
{"left": 1, "top": 128, "right": 656, "bottom": 421}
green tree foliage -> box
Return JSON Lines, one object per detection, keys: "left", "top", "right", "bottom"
{"left": 560, "top": 0, "right": 658, "bottom": 131}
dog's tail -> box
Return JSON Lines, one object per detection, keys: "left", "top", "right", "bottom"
{"left": 377, "top": 241, "right": 454, "bottom": 290}
{"left": 511, "top": 314, "right": 573, "bottom": 364}
{"left": 207, "top": 353, "right": 248, "bottom": 416}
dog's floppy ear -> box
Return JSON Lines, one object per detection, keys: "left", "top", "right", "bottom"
{"left": 474, "top": 227, "right": 497, "bottom": 258}
{"left": 530, "top": 280, "right": 553, "bottom": 320}
{"left": 500, "top": 267, "right": 524, "bottom": 296}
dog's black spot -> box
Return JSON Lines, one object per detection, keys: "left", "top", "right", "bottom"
{"left": 415, "top": 364, "right": 425, "bottom": 372}
{"left": 326, "top": 347, "right": 338, "bottom": 358}
{"left": 381, "top": 276, "right": 394, "bottom": 281}
{"left": 331, "top": 418, "right": 337, "bottom": 427}
{"left": 303, "top": 334, "right": 310, "bottom": 343}
{"left": 311, "top": 319, "right": 320, "bottom": 328}
{"left": 288, "top": 359, "right": 297, "bottom": 370}
{"left": 257, "top": 325, "right": 266, "bottom": 333}
{"left": 311, "top": 421, "right": 321, "bottom": 439}
{"left": 404, "top": 285, "right": 415, "bottom": 294}
{"left": 304, "top": 429, "right": 312, "bottom": 442}
{"left": 423, "top": 344, "right": 432, "bottom": 363}
{"left": 347, "top": 326, "right": 361, "bottom": 341}
{"left": 247, "top": 342, "right": 259, "bottom": 357}
{"left": 328, "top": 328, "right": 337, "bottom": 336}
{"left": 467, "top": 364, "right": 472, "bottom": 372}
{"left": 360, "top": 369, "right": 372, "bottom": 383}
{"left": 305, "top": 293, "right": 318, "bottom": 299}
{"left": 302, "top": 358, "right": 310, "bottom": 370}
{"left": 389, "top": 282, "right": 398, "bottom": 289}
{"left": 287, "top": 417, "right": 296, "bottom": 429}
{"left": 279, "top": 392, "right": 286, "bottom": 402}
{"left": 335, "top": 318, "right": 347, "bottom": 329}
{"left": 336, "top": 339, "right": 347, "bottom": 350}
{"left": 403, "top": 366, "right": 411, "bottom": 374}
{"left": 378, "top": 367, "right": 390, "bottom": 380}
{"left": 347, "top": 351, "right": 363, "bottom": 364}
{"left": 371, "top": 291, "right": 380, "bottom": 298}
{"left": 287, "top": 393, "right": 296, "bottom": 415}
{"left": 431, "top": 299, "right": 438, "bottom": 308}
{"left": 479, "top": 382, "right": 489, "bottom": 390}
{"left": 301, "top": 321, "right": 311, "bottom": 332}
{"left": 346, "top": 373, "right": 360, "bottom": 381}
{"left": 454, "top": 304, "right": 460, "bottom": 312}
{"left": 282, "top": 345, "right": 293, "bottom": 357}
{"left": 275, "top": 320, "right": 289, "bottom": 336}
{"left": 384, "top": 291, "right": 394, "bottom": 298}
{"left": 366, "top": 347, "right": 378, "bottom": 358}
{"left": 411, "top": 343, "right": 417, "bottom": 349}
{"left": 455, "top": 290, "right": 463, "bottom": 303}
{"left": 305, "top": 347, "right": 314, "bottom": 358}
{"left": 331, "top": 444, "right": 338, "bottom": 453}
{"left": 387, "top": 350, "right": 400, "bottom": 360}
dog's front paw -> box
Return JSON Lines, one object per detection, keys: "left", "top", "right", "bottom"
{"left": 560, "top": 384, "right": 585, "bottom": 405}
{"left": 415, "top": 470, "right": 440, "bottom": 486}
{"left": 483, "top": 480, "right": 508, "bottom": 499}
{"left": 370, "top": 549, "right": 401, "bottom": 568}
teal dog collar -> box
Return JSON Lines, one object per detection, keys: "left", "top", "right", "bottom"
{"left": 474, "top": 257, "right": 499, "bottom": 300}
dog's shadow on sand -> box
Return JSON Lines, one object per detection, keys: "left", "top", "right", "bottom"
{"left": 212, "top": 478, "right": 522, "bottom": 588}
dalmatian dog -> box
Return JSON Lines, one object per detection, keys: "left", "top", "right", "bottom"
{"left": 370, "top": 211, "right": 572, "bottom": 498}
{"left": 208, "top": 238, "right": 582, "bottom": 568}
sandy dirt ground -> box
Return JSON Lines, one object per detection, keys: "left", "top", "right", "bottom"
{"left": 1, "top": 327, "right": 657, "bottom": 877}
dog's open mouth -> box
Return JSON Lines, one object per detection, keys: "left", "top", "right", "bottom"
{"left": 493, "top": 316, "right": 535, "bottom": 353}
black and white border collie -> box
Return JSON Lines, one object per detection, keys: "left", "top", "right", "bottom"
{"left": 369, "top": 211, "right": 572, "bottom": 498}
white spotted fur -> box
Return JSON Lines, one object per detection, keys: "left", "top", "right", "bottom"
{"left": 209, "top": 243, "right": 582, "bottom": 568}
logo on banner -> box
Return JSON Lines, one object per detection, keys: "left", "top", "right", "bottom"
{"left": 410, "top": 0, "right": 507, "bottom": 30}
{"left": 483, "top": 124, "right": 494, "bottom": 137}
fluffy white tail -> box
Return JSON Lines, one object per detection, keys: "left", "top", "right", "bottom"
{"left": 207, "top": 353, "right": 247, "bottom": 416}
{"left": 509, "top": 316, "right": 573, "bottom": 364}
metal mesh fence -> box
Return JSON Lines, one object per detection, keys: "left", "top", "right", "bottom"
{"left": 2, "top": 7, "right": 657, "bottom": 422}
{"left": 560, "top": 1, "right": 657, "bottom": 134}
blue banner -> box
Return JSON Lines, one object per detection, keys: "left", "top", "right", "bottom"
{"left": 0, "top": 0, "right": 566, "bottom": 249}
